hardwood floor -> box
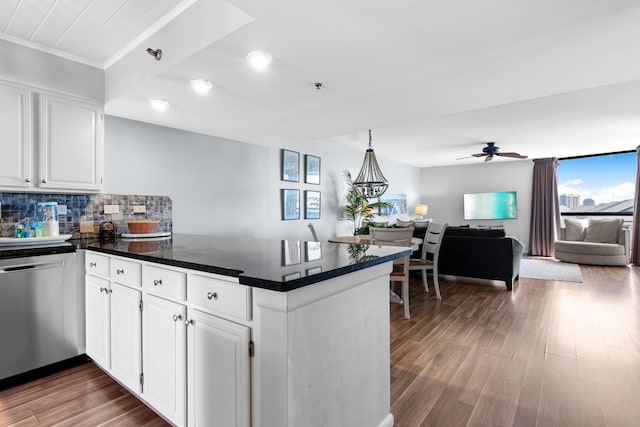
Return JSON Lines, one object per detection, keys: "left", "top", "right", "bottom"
{"left": 390, "top": 264, "right": 640, "bottom": 427}
{"left": 1, "top": 263, "right": 639, "bottom": 426}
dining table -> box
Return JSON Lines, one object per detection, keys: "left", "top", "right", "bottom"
{"left": 328, "top": 235, "right": 423, "bottom": 251}
{"left": 328, "top": 234, "right": 422, "bottom": 306}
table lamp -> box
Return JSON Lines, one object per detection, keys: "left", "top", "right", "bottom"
{"left": 415, "top": 204, "right": 428, "bottom": 220}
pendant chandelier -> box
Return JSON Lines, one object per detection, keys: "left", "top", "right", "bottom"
{"left": 353, "top": 129, "right": 389, "bottom": 199}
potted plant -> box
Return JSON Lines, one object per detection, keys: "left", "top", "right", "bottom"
{"left": 343, "top": 170, "right": 392, "bottom": 235}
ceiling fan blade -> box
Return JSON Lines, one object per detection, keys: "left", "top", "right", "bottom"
{"left": 471, "top": 153, "right": 487, "bottom": 157}
{"left": 484, "top": 155, "right": 493, "bottom": 162}
{"left": 496, "top": 152, "right": 528, "bottom": 159}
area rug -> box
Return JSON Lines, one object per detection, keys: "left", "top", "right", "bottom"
{"left": 519, "top": 258, "right": 583, "bottom": 283}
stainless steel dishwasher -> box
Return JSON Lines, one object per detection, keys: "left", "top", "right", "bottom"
{"left": 0, "top": 251, "right": 83, "bottom": 380}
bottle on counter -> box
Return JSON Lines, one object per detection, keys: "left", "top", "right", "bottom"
{"left": 37, "top": 202, "right": 59, "bottom": 237}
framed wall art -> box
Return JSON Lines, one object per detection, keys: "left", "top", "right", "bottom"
{"left": 304, "top": 154, "right": 321, "bottom": 184}
{"left": 281, "top": 149, "right": 300, "bottom": 182}
{"left": 304, "top": 190, "right": 321, "bottom": 219}
{"left": 281, "top": 189, "right": 300, "bottom": 220}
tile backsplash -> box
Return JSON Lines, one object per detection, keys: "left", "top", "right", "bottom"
{"left": 0, "top": 192, "right": 172, "bottom": 238}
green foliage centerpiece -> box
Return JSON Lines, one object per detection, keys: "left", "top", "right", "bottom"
{"left": 343, "top": 170, "right": 392, "bottom": 235}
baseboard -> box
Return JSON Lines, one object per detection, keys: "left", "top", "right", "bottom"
{"left": 0, "top": 354, "right": 90, "bottom": 390}
{"left": 378, "top": 413, "right": 394, "bottom": 427}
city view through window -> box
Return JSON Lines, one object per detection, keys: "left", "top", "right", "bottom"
{"left": 557, "top": 151, "right": 636, "bottom": 215}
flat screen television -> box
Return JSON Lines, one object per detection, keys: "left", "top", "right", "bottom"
{"left": 463, "top": 191, "right": 517, "bottom": 220}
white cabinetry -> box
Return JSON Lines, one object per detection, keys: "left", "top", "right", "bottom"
{"left": 85, "top": 253, "right": 142, "bottom": 393}
{"left": 85, "top": 274, "right": 110, "bottom": 368}
{"left": 0, "top": 81, "right": 31, "bottom": 188}
{"left": 0, "top": 80, "right": 103, "bottom": 192}
{"left": 187, "top": 307, "right": 250, "bottom": 427}
{"left": 84, "top": 251, "right": 252, "bottom": 427}
{"left": 143, "top": 294, "right": 187, "bottom": 426}
{"left": 110, "top": 282, "right": 142, "bottom": 394}
{"left": 38, "top": 92, "right": 103, "bottom": 191}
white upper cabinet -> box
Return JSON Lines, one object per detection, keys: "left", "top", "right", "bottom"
{"left": 0, "top": 81, "right": 31, "bottom": 188}
{"left": 0, "top": 79, "right": 104, "bottom": 193}
{"left": 38, "top": 92, "right": 103, "bottom": 191}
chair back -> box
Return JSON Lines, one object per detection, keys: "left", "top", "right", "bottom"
{"left": 370, "top": 227, "right": 414, "bottom": 247}
{"left": 423, "top": 223, "right": 448, "bottom": 262}
{"left": 308, "top": 223, "right": 319, "bottom": 242}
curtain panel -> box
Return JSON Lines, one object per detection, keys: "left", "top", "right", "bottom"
{"left": 632, "top": 146, "right": 640, "bottom": 265}
{"left": 529, "top": 158, "right": 561, "bottom": 256}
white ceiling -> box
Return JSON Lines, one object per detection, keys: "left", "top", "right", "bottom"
{"left": 3, "top": 0, "right": 640, "bottom": 167}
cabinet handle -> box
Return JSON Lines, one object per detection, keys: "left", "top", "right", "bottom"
{"left": 172, "top": 314, "right": 182, "bottom": 322}
{"left": 41, "top": 178, "right": 47, "bottom": 183}
{"left": 105, "top": 289, "right": 112, "bottom": 294}
{"left": 153, "top": 279, "right": 162, "bottom": 286}
{"left": 185, "top": 319, "right": 194, "bottom": 326}
{"left": 24, "top": 178, "right": 31, "bottom": 183}
{"left": 99, "top": 287, "right": 106, "bottom": 293}
{"left": 116, "top": 269, "right": 124, "bottom": 275}
{"left": 207, "top": 292, "right": 218, "bottom": 300}
{"left": 90, "top": 262, "right": 97, "bottom": 267}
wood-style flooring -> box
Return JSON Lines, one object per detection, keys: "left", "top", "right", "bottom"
{"left": 1, "top": 262, "right": 639, "bottom": 426}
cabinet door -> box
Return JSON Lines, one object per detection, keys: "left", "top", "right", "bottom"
{"left": 85, "top": 275, "right": 110, "bottom": 369}
{"left": 143, "top": 294, "right": 187, "bottom": 427}
{"left": 38, "top": 92, "right": 103, "bottom": 191}
{"left": 0, "top": 81, "right": 31, "bottom": 188}
{"left": 187, "top": 308, "right": 250, "bottom": 427}
{"left": 110, "top": 282, "right": 142, "bottom": 394}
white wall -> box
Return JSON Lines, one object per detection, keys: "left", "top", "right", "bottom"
{"left": 104, "top": 116, "right": 421, "bottom": 241}
{"left": 0, "top": 40, "right": 104, "bottom": 102}
{"left": 420, "top": 161, "right": 534, "bottom": 247}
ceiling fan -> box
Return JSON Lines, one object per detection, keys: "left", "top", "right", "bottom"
{"left": 458, "top": 142, "right": 528, "bottom": 162}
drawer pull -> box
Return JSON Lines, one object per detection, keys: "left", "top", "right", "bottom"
{"left": 207, "top": 292, "right": 218, "bottom": 300}
{"left": 172, "top": 314, "right": 182, "bottom": 322}
{"left": 116, "top": 269, "right": 124, "bottom": 275}
{"left": 89, "top": 262, "right": 97, "bottom": 267}
{"left": 99, "top": 287, "right": 106, "bottom": 293}
{"left": 185, "top": 319, "right": 194, "bottom": 326}
{"left": 153, "top": 279, "right": 162, "bottom": 286}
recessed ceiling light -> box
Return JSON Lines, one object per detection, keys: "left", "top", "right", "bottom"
{"left": 150, "top": 98, "right": 170, "bottom": 111}
{"left": 247, "top": 50, "right": 272, "bottom": 70}
{"left": 190, "top": 79, "right": 213, "bottom": 94}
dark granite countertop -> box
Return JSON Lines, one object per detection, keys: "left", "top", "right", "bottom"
{"left": 73, "top": 233, "right": 411, "bottom": 292}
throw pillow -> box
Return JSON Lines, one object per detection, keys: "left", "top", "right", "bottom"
{"left": 584, "top": 219, "right": 623, "bottom": 244}
{"left": 564, "top": 219, "right": 586, "bottom": 241}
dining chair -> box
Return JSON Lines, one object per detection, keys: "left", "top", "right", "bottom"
{"left": 308, "top": 223, "right": 319, "bottom": 242}
{"left": 369, "top": 226, "right": 414, "bottom": 319}
{"left": 408, "top": 222, "right": 447, "bottom": 300}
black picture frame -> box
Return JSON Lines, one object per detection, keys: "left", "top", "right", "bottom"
{"left": 281, "top": 149, "right": 300, "bottom": 182}
{"left": 304, "top": 190, "right": 321, "bottom": 219}
{"left": 305, "top": 154, "right": 321, "bottom": 184}
{"left": 281, "top": 189, "right": 300, "bottom": 220}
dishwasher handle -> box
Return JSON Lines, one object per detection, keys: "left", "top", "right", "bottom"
{"left": 0, "top": 261, "right": 65, "bottom": 274}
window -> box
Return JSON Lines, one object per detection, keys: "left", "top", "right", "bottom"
{"left": 557, "top": 151, "right": 635, "bottom": 216}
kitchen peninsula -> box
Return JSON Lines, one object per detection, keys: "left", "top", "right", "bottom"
{"left": 81, "top": 234, "right": 409, "bottom": 427}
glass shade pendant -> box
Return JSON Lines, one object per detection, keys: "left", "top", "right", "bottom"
{"left": 353, "top": 129, "right": 389, "bottom": 198}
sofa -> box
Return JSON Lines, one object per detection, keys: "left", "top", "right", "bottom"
{"left": 438, "top": 226, "right": 525, "bottom": 290}
{"left": 554, "top": 219, "right": 629, "bottom": 266}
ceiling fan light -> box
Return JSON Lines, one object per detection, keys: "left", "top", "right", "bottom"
{"left": 247, "top": 50, "right": 272, "bottom": 70}
{"left": 150, "top": 98, "right": 170, "bottom": 111}
{"left": 190, "top": 79, "right": 213, "bottom": 94}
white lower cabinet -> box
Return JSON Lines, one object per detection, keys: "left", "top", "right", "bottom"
{"left": 85, "top": 252, "right": 251, "bottom": 427}
{"left": 110, "top": 282, "right": 142, "bottom": 394}
{"left": 143, "top": 294, "right": 187, "bottom": 426}
{"left": 187, "top": 308, "right": 250, "bottom": 427}
{"left": 85, "top": 275, "right": 110, "bottom": 369}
